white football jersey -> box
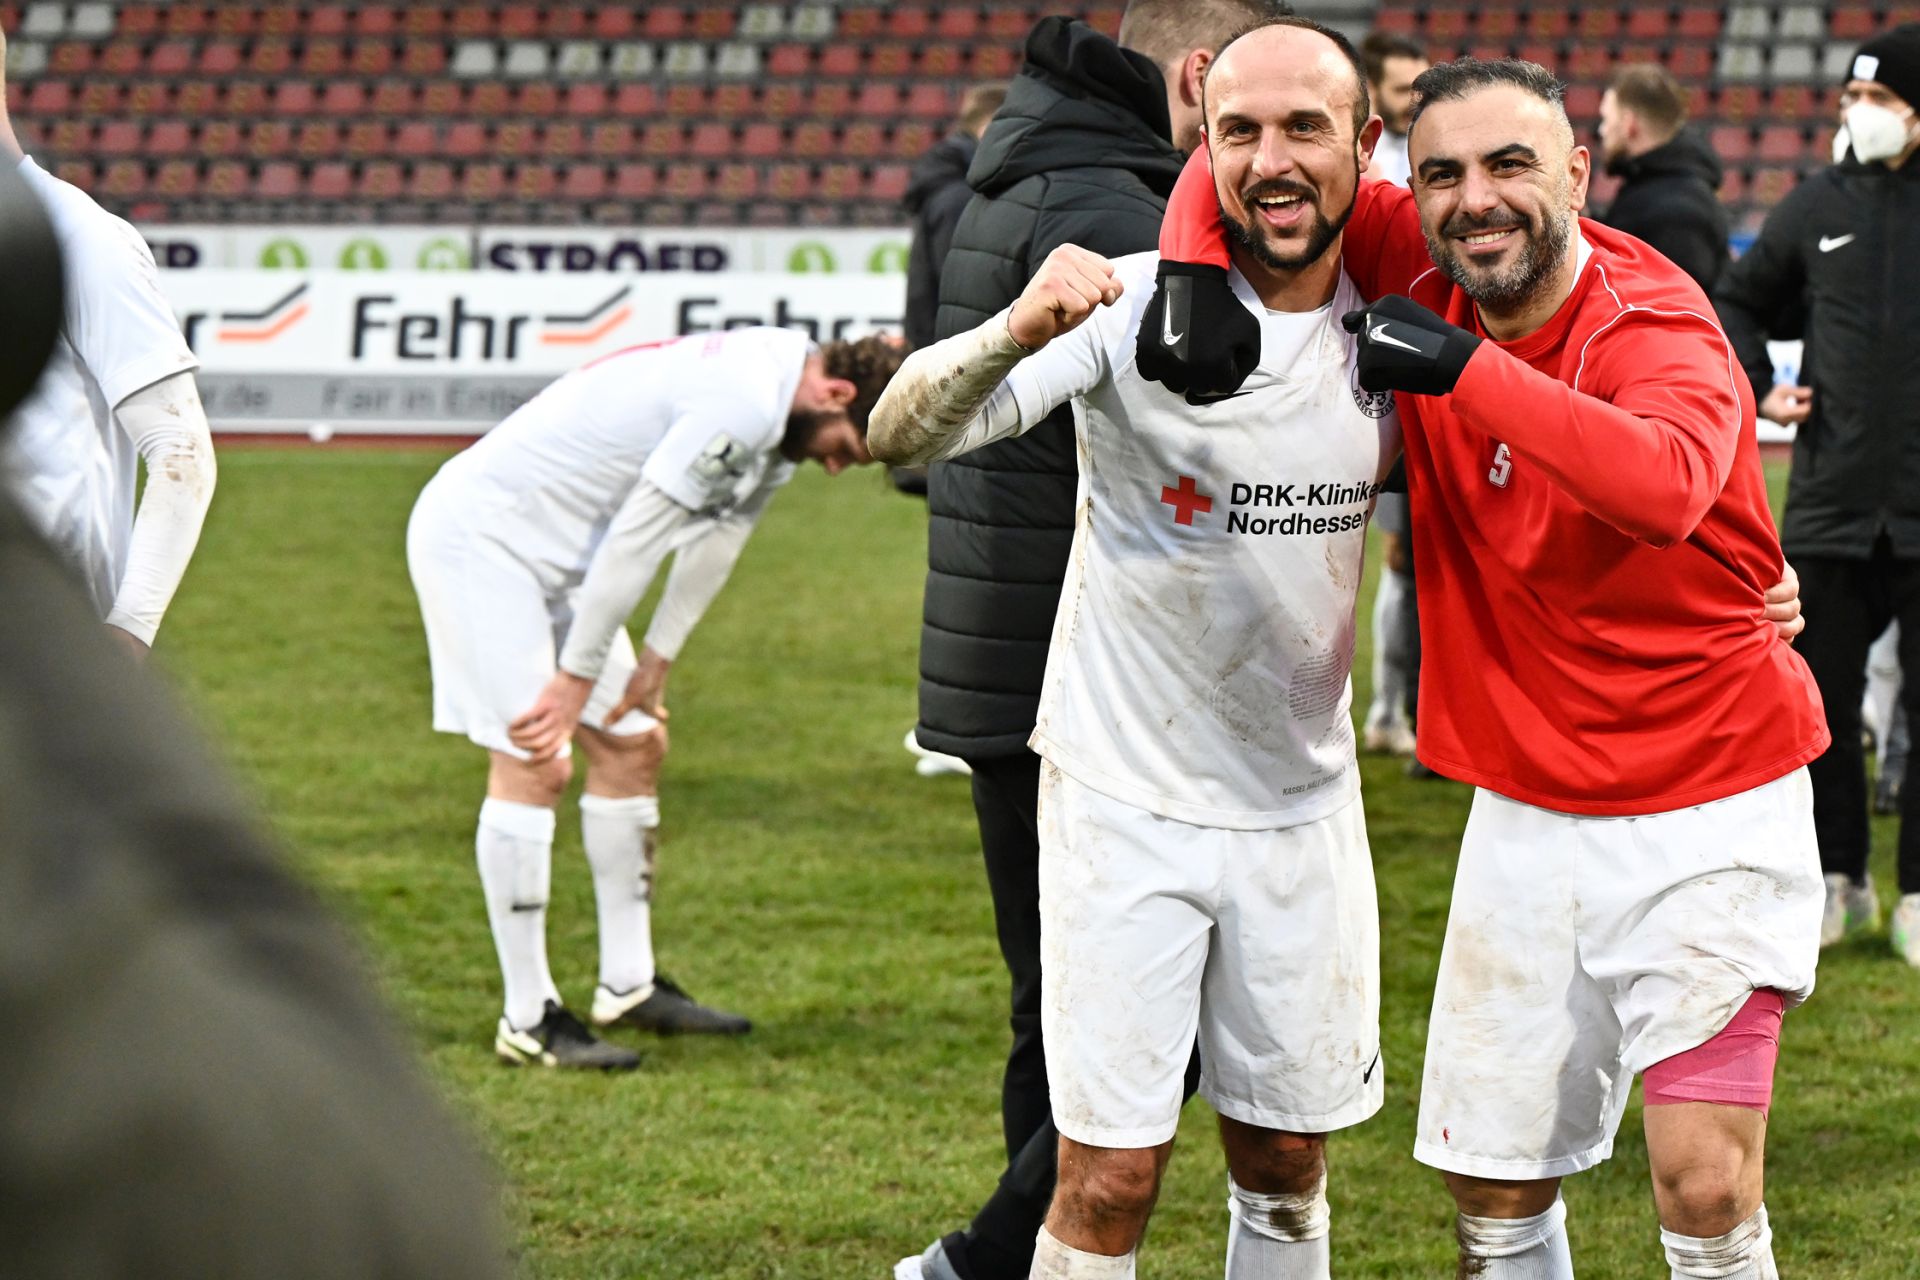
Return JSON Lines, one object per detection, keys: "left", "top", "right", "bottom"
{"left": 1, "top": 157, "right": 200, "bottom": 615}
{"left": 955, "top": 253, "right": 1401, "bottom": 829}
{"left": 421, "top": 327, "right": 806, "bottom": 593}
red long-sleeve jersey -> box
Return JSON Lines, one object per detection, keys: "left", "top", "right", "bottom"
{"left": 1160, "top": 155, "right": 1827, "bottom": 814}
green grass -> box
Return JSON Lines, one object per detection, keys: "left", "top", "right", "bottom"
{"left": 160, "top": 448, "right": 1919, "bottom": 1277}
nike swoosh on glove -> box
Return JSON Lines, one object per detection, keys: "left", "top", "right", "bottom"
{"left": 1136, "top": 261, "right": 1261, "bottom": 403}
{"left": 1340, "top": 294, "right": 1482, "bottom": 396}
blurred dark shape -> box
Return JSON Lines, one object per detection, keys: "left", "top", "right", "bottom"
{"left": 0, "top": 160, "right": 63, "bottom": 418}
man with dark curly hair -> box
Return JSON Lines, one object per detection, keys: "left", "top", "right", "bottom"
{"left": 408, "top": 330, "right": 902, "bottom": 1067}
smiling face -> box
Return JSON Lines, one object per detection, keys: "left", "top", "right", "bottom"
{"left": 1410, "top": 84, "right": 1589, "bottom": 315}
{"left": 1205, "top": 24, "right": 1379, "bottom": 276}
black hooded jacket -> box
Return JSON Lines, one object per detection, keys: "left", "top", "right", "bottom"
{"left": 902, "top": 133, "right": 978, "bottom": 351}
{"left": 1600, "top": 127, "right": 1730, "bottom": 292}
{"left": 1716, "top": 155, "right": 1920, "bottom": 559}
{"left": 916, "top": 17, "right": 1184, "bottom": 759}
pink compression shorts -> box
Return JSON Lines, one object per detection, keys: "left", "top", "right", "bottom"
{"left": 1642, "top": 989, "right": 1786, "bottom": 1113}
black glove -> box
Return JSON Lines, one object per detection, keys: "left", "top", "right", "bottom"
{"left": 1340, "top": 294, "right": 1481, "bottom": 397}
{"left": 1135, "top": 261, "right": 1261, "bottom": 404}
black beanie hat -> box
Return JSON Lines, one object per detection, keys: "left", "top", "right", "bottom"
{"left": 1851, "top": 23, "right": 1920, "bottom": 111}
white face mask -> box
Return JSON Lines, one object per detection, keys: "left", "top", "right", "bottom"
{"left": 1842, "top": 101, "right": 1917, "bottom": 163}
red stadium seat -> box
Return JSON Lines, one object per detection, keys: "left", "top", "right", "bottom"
{"left": 985, "top": 8, "right": 1032, "bottom": 38}
{"left": 309, "top": 162, "right": 355, "bottom": 199}
{"left": 272, "top": 81, "right": 317, "bottom": 115}
{"left": 256, "top": 5, "right": 297, "bottom": 36}
{"left": 418, "top": 80, "right": 463, "bottom": 115}
{"left": 53, "top": 159, "right": 98, "bottom": 192}
{"left": 308, "top": 5, "right": 350, "bottom": 36}
{"left": 1516, "top": 45, "right": 1562, "bottom": 76}
{"left": 25, "top": 79, "right": 71, "bottom": 114}
{"left": 891, "top": 122, "right": 938, "bottom": 158}
{"left": 767, "top": 43, "right": 813, "bottom": 75}
{"left": 665, "top": 83, "right": 708, "bottom": 116}
{"left": 295, "top": 122, "right": 341, "bottom": 158}
{"left": 1427, "top": 12, "right": 1467, "bottom": 41}
{"left": 1717, "top": 169, "right": 1749, "bottom": 203}
{"left": 148, "top": 120, "right": 193, "bottom": 155}
{"left": 713, "top": 84, "right": 755, "bottom": 118}
{"left": 449, "top": 5, "right": 495, "bottom": 37}
{"left": 401, "top": 43, "right": 448, "bottom": 76}
{"left": 1710, "top": 126, "right": 1755, "bottom": 162}
{"left": 869, "top": 45, "right": 913, "bottom": 76}
{"left": 118, "top": 5, "right": 162, "bottom": 37}
{"left": 563, "top": 82, "right": 609, "bottom": 116}
{"left": 250, "top": 38, "right": 295, "bottom": 75}
{"left": 916, "top": 44, "right": 964, "bottom": 76}
{"left": 643, "top": 7, "right": 689, "bottom": 38}
{"left": 766, "top": 163, "right": 812, "bottom": 201}
{"left": 816, "top": 43, "right": 861, "bottom": 76}
{"left": 856, "top": 83, "right": 905, "bottom": 117}
{"left": 500, "top": 5, "right": 541, "bottom": 38}
{"left": 95, "top": 121, "right": 143, "bottom": 156}
{"left": 370, "top": 81, "right": 419, "bottom": 116}
{"left": 198, "top": 39, "right": 243, "bottom": 74}
{"left": 715, "top": 163, "right": 759, "bottom": 199}
{"left": 1524, "top": 10, "right": 1570, "bottom": 39}
{"left": 344, "top": 121, "right": 390, "bottom": 157}
{"left": 46, "top": 119, "right": 93, "bottom": 155}
{"left": 808, "top": 82, "right": 856, "bottom": 118}
{"left": 1562, "top": 85, "right": 1602, "bottom": 121}
{"left": 301, "top": 40, "right": 346, "bottom": 76}
{"left": 741, "top": 123, "right": 784, "bottom": 158}
{"left": 127, "top": 80, "right": 173, "bottom": 115}
{"left": 351, "top": 41, "right": 395, "bottom": 76}
{"left": 593, "top": 9, "right": 637, "bottom": 38}
{"left": 1718, "top": 86, "right": 1763, "bottom": 123}
{"left": 818, "top": 163, "right": 862, "bottom": 200}
{"left": 98, "top": 42, "right": 143, "bottom": 75}
{"left": 936, "top": 8, "right": 981, "bottom": 39}
{"left": 99, "top": 159, "right": 148, "bottom": 199}
{"left": 163, "top": 5, "right": 208, "bottom": 35}
{"left": 462, "top": 162, "right": 507, "bottom": 201}
{"left": 868, "top": 164, "right": 911, "bottom": 202}
{"left": 641, "top": 122, "right": 688, "bottom": 155}
{"left": 791, "top": 122, "right": 836, "bottom": 158}
{"left": 360, "top": 160, "right": 404, "bottom": 200}
{"left": 1750, "top": 167, "right": 1798, "bottom": 205}
{"left": 690, "top": 123, "right": 733, "bottom": 158}
{"left": 150, "top": 41, "right": 195, "bottom": 75}
{"left": 359, "top": 4, "right": 403, "bottom": 35}
{"left": 1578, "top": 11, "right": 1622, "bottom": 40}
{"left": 46, "top": 44, "right": 94, "bottom": 78}
{"left": 1477, "top": 11, "right": 1519, "bottom": 41}
{"left": 468, "top": 82, "right": 511, "bottom": 117}
{"left": 761, "top": 84, "right": 804, "bottom": 118}
{"left": 492, "top": 120, "right": 535, "bottom": 157}
{"left": 691, "top": 9, "right": 735, "bottom": 37}
{"left": 613, "top": 84, "right": 659, "bottom": 116}
{"left": 591, "top": 122, "right": 638, "bottom": 155}
{"left": 82, "top": 81, "right": 129, "bottom": 114}
{"left": 1374, "top": 9, "right": 1417, "bottom": 35}
{"left": 247, "top": 120, "right": 293, "bottom": 158}
{"left": 842, "top": 122, "right": 886, "bottom": 157}
{"left": 517, "top": 84, "right": 561, "bottom": 117}
{"left": 1666, "top": 46, "right": 1713, "bottom": 81}
{"left": 562, "top": 164, "right": 609, "bottom": 201}
{"left": 661, "top": 162, "right": 710, "bottom": 199}
{"left": 970, "top": 45, "right": 1017, "bottom": 77}
{"left": 408, "top": 161, "right": 456, "bottom": 200}
{"left": 199, "top": 120, "right": 243, "bottom": 157}
{"left": 155, "top": 159, "right": 200, "bottom": 198}
{"left": 613, "top": 162, "right": 658, "bottom": 198}
{"left": 1771, "top": 86, "right": 1818, "bottom": 121}
{"left": 1625, "top": 9, "right": 1672, "bottom": 39}
{"left": 1757, "top": 126, "right": 1807, "bottom": 162}
{"left": 905, "top": 82, "right": 954, "bottom": 120}
{"left": 1830, "top": 8, "right": 1877, "bottom": 39}
{"left": 886, "top": 7, "right": 931, "bottom": 39}
{"left": 1674, "top": 5, "right": 1723, "bottom": 40}
{"left": 840, "top": 7, "right": 883, "bottom": 37}
{"left": 255, "top": 162, "right": 300, "bottom": 200}
{"left": 542, "top": 122, "right": 586, "bottom": 158}
{"left": 445, "top": 122, "right": 489, "bottom": 157}
{"left": 1566, "top": 47, "right": 1614, "bottom": 80}
{"left": 394, "top": 122, "right": 438, "bottom": 157}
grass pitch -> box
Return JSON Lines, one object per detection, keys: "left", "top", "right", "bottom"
{"left": 162, "top": 448, "right": 1918, "bottom": 1278}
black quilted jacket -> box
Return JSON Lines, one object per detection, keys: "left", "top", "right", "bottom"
{"left": 916, "top": 15, "right": 1183, "bottom": 758}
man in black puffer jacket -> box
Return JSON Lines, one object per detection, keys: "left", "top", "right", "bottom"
{"left": 899, "top": 4, "right": 1286, "bottom": 1279}
{"left": 1597, "top": 64, "right": 1729, "bottom": 292}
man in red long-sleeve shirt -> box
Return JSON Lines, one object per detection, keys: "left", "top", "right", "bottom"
{"left": 1146, "top": 55, "right": 1825, "bottom": 1280}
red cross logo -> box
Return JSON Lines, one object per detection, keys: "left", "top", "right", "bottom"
{"left": 1160, "top": 475, "right": 1213, "bottom": 526}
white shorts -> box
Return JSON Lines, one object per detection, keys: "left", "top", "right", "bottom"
{"left": 1037, "top": 761, "right": 1382, "bottom": 1149}
{"left": 1415, "top": 768, "right": 1822, "bottom": 1181}
{"left": 407, "top": 494, "right": 658, "bottom": 759}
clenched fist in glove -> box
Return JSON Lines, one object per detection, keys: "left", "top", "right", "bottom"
{"left": 1135, "top": 261, "right": 1261, "bottom": 403}
{"left": 1340, "top": 294, "right": 1483, "bottom": 396}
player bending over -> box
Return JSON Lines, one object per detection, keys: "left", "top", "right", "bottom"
{"left": 0, "top": 28, "right": 215, "bottom": 654}
{"left": 408, "top": 328, "right": 903, "bottom": 1069}
{"left": 1148, "top": 54, "right": 1824, "bottom": 1280}
{"left": 871, "top": 20, "right": 1405, "bottom": 1278}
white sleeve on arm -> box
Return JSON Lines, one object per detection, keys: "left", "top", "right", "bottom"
{"left": 869, "top": 306, "right": 1107, "bottom": 466}
{"left": 640, "top": 468, "right": 784, "bottom": 660}
{"left": 69, "top": 212, "right": 201, "bottom": 407}
{"left": 556, "top": 480, "right": 697, "bottom": 680}
{"left": 105, "top": 371, "right": 217, "bottom": 645}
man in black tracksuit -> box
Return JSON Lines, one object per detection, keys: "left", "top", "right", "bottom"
{"left": 1716, "top": 24, "right": 1920, "bottom": 963}
{"left": 899, "top": 4, "right": 1283, "bottom": 1277}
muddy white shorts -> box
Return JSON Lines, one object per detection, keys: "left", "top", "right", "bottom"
{"left": 1037, "top": 761, "right": 1383, "bottom": 1149}
{"left": 1415, "top": 768, "right": 1822, "bottom": 1181}
{"left": 407, "top": 495, "right": 657, "bottom": 759}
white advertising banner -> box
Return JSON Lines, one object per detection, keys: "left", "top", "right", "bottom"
{"left": 147, "top": 225, "right": 911, "bottom": 275}
{"left": 163, "top": 270, "right": 907, "bottom": 431}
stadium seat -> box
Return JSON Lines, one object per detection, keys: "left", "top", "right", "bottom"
{"left": 1625, "top": 9, "right": 1672, "bottom": 40}
{"left": 766, "top": 163, "right": 812, "bottom": 201}
{"left": 451, "top": 41, "right": 498, "bottom": 77}
{"left": 504, "top": 41, "right": 550, "bottom": 78}
{"left": 917, "top": 43, "right": 964, "bottom": 76}
{"left": 344, "top": 120, "right": 390, "bottom": 158}
{"left": 840, "top": 7, "right": 883, "bottom": 38}
{"left": 370, "top": 80, "right": 418, "bottom": 115}
{"left": 462, "top": 162, "right": 507, "bottom": 202}
{"left": 562, "top": 163, "right": 609, "bottom": 200}
{"left": 1717, "top": 86, "right": 1764, "bottom": 123}
{"left": 450, "top": 5, "right": 495, "bottom": 37}
{"left": 818, "top": 163, "right": 863, "bottom": 200}
{"left": 352, "top": 41, "right": 396, "bottom": 76}
{"left": 309, "top": 161, "right": 354, "bottom": 200}
{"left": 662, "top": 41, "right": 709, "bottom": 76}
{"left": 791, "top": 122, "right": 836, "bottom": 158}
{"left": 171, "top": 81, "right": 215, "bottom": 115}
{"left": 1666, "top": 46, "right": 1713, "bottom": 81}
{"left": 117, "top": 4, "right": 161, "bottom": 37}
{"left": 767, "top": 43, "right": 813, "bottom": 75}
{"left": 892, "top": 122, "right": 938, "bottom": 159}
{"left": 591, "top": 121, "right": 639, "bottom": 156}
{"left": 272, "top": 80, "right": 317, "bottom": 116}
{"left": 1674, "top": 5, "right": 1723, "bottom": 40}
{"left": 1772, "top": 45, "right": 1817, "bottom": 81}
{"left": 1718, "top": 168, "right": 1749, "bottom": 203}
{"left": 740, "top": 4, "right": 786, "bottom": 39}
{"left": 24, "top": 78, "right": 70, "bottom": 114}
{"left": 360, "top": 160, "right": 404, "bottom": 200}
{"left": 148, "top": 120, "right": 193, "bottom": 156}
{"left": 788, "top": 5, "right": 834, "bottom": 40}
{"left": 563, "top": 82, "right": 609, "bottom": 116}
{"left": 592, "top": 9, "right": 637, "bottom": 38}
{"left": 662, "top": 163, "right": 710, "bottom": 199}
{"left": 712, "top": 84, "right": 755, "bottom": 118}
{"left": 1563, "top": 85, "right": 1602, "bottom": 122}
{"left": 308, "top": 5, "right": 350, "bottom": 36}
{"left": 816, "top": 43, "right": 860, "bottom": 76}
{"left": 300, "top": 40, "right": 347, "bottom": 76}
{"left": 886, "top": 7, "right": 932, "bottom": 39}
{"left": 868, "top": 164, "right": 911, "bottom": 202}
{"left": 445, "top": 122, "right": 489, "bottom": 158}
{"left": 905, "top": 82, "right": 954, "bottom": 120}
{"left": 1711, "top": 125, "right": 1756, "bottom": 162}
{"left": 408, "top": 161, "right": 456, "bottom": 201}
{"left": 857, "top": 83, "right": 905, "bottom": 117}
{"left": 468, "top": 82, "right": 512, "bottom": 117}
{"left": 985, "top": 7, "right": 1033, "bottom": 38}
{"left": 1718, "top": 45, "right": 1768, "bottom": 83}
{"left": 295, "top": 122, "right": 341, "bottom": 158}
{"left": 1830, "top": 8, "right": 1877, "bottom": 40}
{"left": 1757, "top": 125, "right": 1807, "bottom": 163}
{"left": 1750, "top": 167, "right": 1798, "bottom": 205}
{"left": 741, "top": 123, "right": 784, "bottom": 158}
{"left": 690, "top": 122, "right": 733, "bottom": 158}
{"left": 45, "top": 118, "right": 92, "bottom": 155}
{"left": 94, "top": 120, "right": 142, "bottom": 156}
{"left": 92, "top": 42, "right": 141, "bottom": 76}
{"left": 808, "top": 82, "right": 856, "bottom": 118}
{"left": 517, "top": 83, "right": 561, "bottom": 117}
{"left": 542, "top": 122, "right": 586, "bottom": 158}
{"left": 247, "top": 120, "right": 292, "bottom": 159}
{"left": 163, "top": 5, "right": 209, "bottom": 36}
{"left": 971, "top": 45, "right": 1018, "bottom": 77}
{"left": 613, "top": 161, "right": 659, "bottom": 199}
{"left": 1822, "top": 43, "right": 1857, "bottom": 81}
{"left": 394, "top": 123, "right": 437, "bottom": 158}
{"left": 641, "top": 121, "right": 687, "bottom": 156}
{"left": 556, "top": 40, "right": 603, "bottom": 77}
{"left": 418, "top": 80, "right": 462, "bottom": 114}
{"left": 716, "top": 163, "right": 759, "bottom": 199}
{"left": 1726, "top": 7, "right": 1773, "bottom": 41}
{"left": 612, "top": 84, "right": 658, "bottom": 116}
{"left": 99, "top": 158, "right": 147, "bottom": 199}
{"left": 762, "top": 84, "right": 804, "bottom": 118}
{"left": 155, "top": 158, "right": 201, "bottom": 198}
{"left": 936, "top": 8, "right": 982, "bottom": 39}
{"left": 842, "top": 122, "right": 886, "bottom": 158}
{"left": 869, "top": 45, "right": 913, "bottom": 76}
{"left": 255, "top": 161, "right": 300, "bottom": 200}
{"left": 643, "top": 7, "right": 690, "bottom": 38}
{"left": 665, "top": 84, "right": 707, "bottom": 117}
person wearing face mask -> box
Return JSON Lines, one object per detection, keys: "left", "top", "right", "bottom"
{"left": 1716, "top": 24, "right": 1920, "bottom": 968}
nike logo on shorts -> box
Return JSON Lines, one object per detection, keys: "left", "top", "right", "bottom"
{"left": 1363, "top": 1050, "right": 1381, "bottom": 1084}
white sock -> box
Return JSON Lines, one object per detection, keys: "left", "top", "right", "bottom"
{"left": 1456, "top": 1196, "right": 1574, "bottom": 1279}
{"left": 581, "top": 792, "right": 660, "bottom": 997}
{"left": 1029, "top": 1225, "right": 1135, "bottom": 1280}
{"left": 1367, "top": 569, "right": 1409, "bottom": 729}
{"left": 476, "top": 798, "right": 561, "bottom": 1029}
{"left": 1662, "top": 1205, "right": 1776, "bottom": 1280}
{"left": 1225, "top": 1173, "right": 1331, "bottom": 1279}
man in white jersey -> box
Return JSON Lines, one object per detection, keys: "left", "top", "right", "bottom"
{"left": 409, "top": 328, "right": 903, "bottom": 1069}
{"left": 871, "top": 20, "right": 1394, "bottom": 1279}
{"left": 0, "top": 28, "right": 215, "bottom": 653}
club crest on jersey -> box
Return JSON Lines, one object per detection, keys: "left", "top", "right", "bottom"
{"left": 1350, "top": 363, "right": 1394, "bottom": 419}
{"left": 690, "top": 433, "right": 746, "bottom": 483}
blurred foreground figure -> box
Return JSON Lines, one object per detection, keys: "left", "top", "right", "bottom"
{"left": 0, "top": 161, "right": 509, "bottom": 1280}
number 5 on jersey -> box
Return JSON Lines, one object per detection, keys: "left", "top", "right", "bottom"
{"left": 1488, "top": 443, "right": 1513, "bottom": 488}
